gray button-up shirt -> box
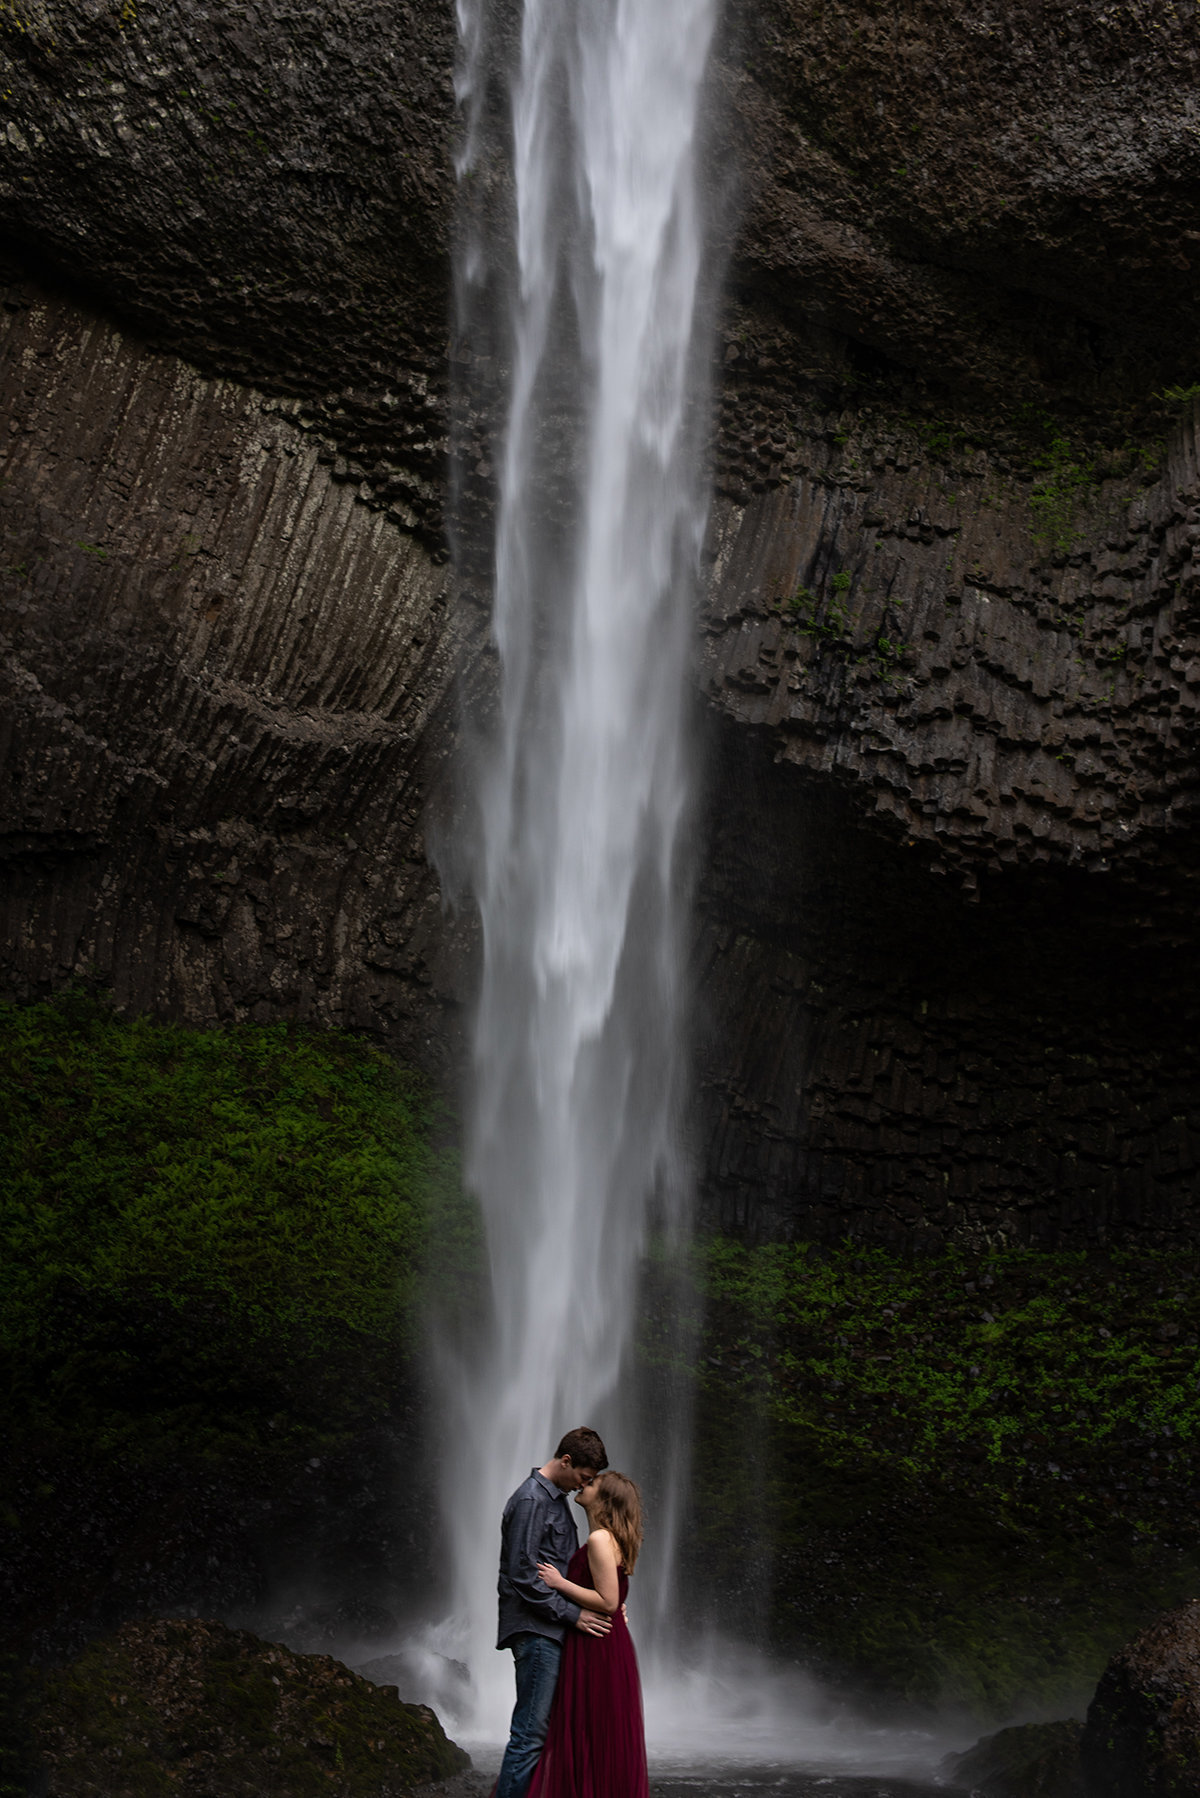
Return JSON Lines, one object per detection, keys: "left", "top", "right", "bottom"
{"left": 496, "top": 1469, "right": 582, "bottom": 1648}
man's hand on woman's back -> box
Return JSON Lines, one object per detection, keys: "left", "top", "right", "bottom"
{"left": 575, "top": 1612, "right": 611, "bottom": 1636}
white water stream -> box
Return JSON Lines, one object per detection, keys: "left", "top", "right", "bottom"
{"left": 436, "top": 0, "right": 718, "bottom": 1740}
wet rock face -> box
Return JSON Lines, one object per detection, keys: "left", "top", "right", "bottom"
{"left": 30, "top": 1617, "right": 470, "bottom": 1797}
{"left": 1082, "top": 1599, "right": 1200, "bottom": 1798}
{"left": 694, "top": 396, "right": 1200, "bottom": 1245}
{"left": 4, "top": 0, "right": 1197, "bottom": 483}
{"left": 701, "top": 410, "right": 1200, "bottom": 896}
{"left": 684, "top": 0, "right": 1200, "bottom": 1244}
{"left": 696, "top": 739, "right": 1200, "bottom": 1246}
{"left": 0, "top": 0, "right": 467, "bottom": 1069}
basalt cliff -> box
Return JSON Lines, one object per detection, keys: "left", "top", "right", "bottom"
{"left": 3, "top": 0, "right": 1200, "bottom": 1247}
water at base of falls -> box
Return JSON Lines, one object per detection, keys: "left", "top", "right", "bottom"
{"left": 367, "top": 1634, "right": 968, "bottom": 1790}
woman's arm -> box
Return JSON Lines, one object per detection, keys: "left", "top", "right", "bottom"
{"left": 536, "top": 1530, "right": 621, "bottom": 1615}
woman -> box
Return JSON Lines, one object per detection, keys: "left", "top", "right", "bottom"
{"left": 531, "top": 1470, "right": 649, "bottom": 1798}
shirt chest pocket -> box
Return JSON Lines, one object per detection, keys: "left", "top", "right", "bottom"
{"left": 551, "top": 1515, "right": 576, "bottom": 1559}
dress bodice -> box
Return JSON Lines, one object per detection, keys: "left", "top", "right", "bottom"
{"left": 568, "top": 1541, "right": 629, "bottom": 1609}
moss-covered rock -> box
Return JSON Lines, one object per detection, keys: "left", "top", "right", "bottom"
{"left": 30, "top": 1618, "right": 470, "bottom": 1798}
{"left": 0, "top": 993, "right": 440, "bottom": 1363}
{"left": 1082, "top": 1600, "right": 1200, "bottom": 1798}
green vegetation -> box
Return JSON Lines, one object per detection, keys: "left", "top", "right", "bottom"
{"left": 907, "top": 417, "right": 963, "bottom": 461}
{"left": 0, "top": 993, "right": 450, "bottom": 1469}
{"left": 8, "top": 995, "right": 1198, "bottom": 1719}
{"left": 783, "top": 581, "right": 851, "bottom": 641}
{"left": 700, "top": 1240, "right": 1200, "bottom": 1521}
{"left": 1157, "top": 383, "right": 1200, "bottom": 410}
{"left": 1028, "top": 435, "right": 1095, "bottom": 554}
{"left": 688, "top": 1239, "right": 1200, "bottom": 1715}
{"left": 780, "top": 573, "right": 911, "bottom": 688}
{"left": 1011, "top": 405, "right": 1160, "bottom": 553}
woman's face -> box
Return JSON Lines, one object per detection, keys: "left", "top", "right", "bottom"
{"left": 574, "top": 1477, "right": 598, "bottom": 1513}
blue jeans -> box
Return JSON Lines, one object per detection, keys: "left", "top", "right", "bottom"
{"left": 494, "top": 1633, "right": 562, "bottom": 1798}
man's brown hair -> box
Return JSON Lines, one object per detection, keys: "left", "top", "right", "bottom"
{"left": 554, "top": 1426, "right": 608, "bottom": 1472}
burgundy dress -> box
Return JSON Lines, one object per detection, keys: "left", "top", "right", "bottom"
{"left": 528, "top": 1543, "right": 649, "bottom": 1798}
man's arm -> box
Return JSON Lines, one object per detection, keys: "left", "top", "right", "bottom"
{"left": 502, "top": 1495, "right": 582, "bottom": 1629}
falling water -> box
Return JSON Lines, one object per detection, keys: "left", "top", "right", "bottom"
{"left": 437, "top": 0, "right": 720, "bottom": 1737}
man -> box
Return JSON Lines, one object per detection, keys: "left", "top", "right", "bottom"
{"left": 494, "top": 1426, "right": 611, "bottom": 1798}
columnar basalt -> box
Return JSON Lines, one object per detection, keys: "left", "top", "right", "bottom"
{"left": 691, "top": 401, "right": 1200, "bottom": 1246}
{"left": 0, "top": 270, "right": 465, "bottom": 1073}
{"left": 704, "top": 407, "right": 1200, "bottom": 891}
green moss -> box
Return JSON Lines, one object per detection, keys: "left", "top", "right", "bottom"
{"left": 1157, "top": 383, "right": 1200, "bottom": 410}
{"left": 1028, "top": 436, "right": 1095, "bottom": 553}
{"left": 781, "top": 581, "right": 852, "bottom": 641}
{"left": 0, "top": 993, "right": 453, "bottom": 1471}
{"left": 687, "top": 1239, "right": 1200, "bottom": 1715}
{"left": 700, "top": 1240, "right": 1200, "bottom": 1508}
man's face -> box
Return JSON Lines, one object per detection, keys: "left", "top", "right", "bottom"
{"left": 552, "top": 1457, "right": 596, "bottom": 1492}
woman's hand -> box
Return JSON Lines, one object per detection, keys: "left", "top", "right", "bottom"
{"left": 536, "top": 1560, "right": 565, "bottom": 1591}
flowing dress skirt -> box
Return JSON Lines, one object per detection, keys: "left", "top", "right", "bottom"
{"left": 528, "top": 1544, "right": 649, "bottom": 1798}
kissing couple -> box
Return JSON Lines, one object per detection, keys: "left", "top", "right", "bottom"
{"left": 493, "top": 1426, "right": 648, "bottom": 1798}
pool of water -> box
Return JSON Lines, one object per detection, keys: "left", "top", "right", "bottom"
{"left": 438, "top": 1766, "right": 950, "bottom": 1798}
{"left": 651, "top": 1777, "right": 947, "bottom": 1798}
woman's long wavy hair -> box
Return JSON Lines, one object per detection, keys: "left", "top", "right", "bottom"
{"left": 590, "top": 1470, "right": 643, "bottom": 1573}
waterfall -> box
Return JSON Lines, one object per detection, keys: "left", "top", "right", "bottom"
{"left": 439, "top": 0, "right": 719, "bottom": 1735}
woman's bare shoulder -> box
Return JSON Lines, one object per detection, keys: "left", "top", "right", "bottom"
{"left": 586, "top": 1526, "right": 617, "bottom": 1552}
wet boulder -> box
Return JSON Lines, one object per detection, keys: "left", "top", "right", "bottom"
{"left": 941, "top": 1719, "right": 1084, "bottom": 1797}
{"left": 30, "top": 1616, "right": 471, "bottom": 1797}
{"left": 1082, "top": 1599, "right": 1200, "bottom": 1797}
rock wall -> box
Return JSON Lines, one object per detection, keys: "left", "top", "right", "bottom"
{"left": 3, "top": 0, "right": 1200, "bottom": 1241}
{"left": 0, "top": 0, "right": 454, "bottom": 537}
{"left": 703, "top": 407, "right": 1200, "bottom": 891}
{"left": 0, "top": 269, "right": 465, "bottom": 1074}
{"left": 714, "top": 0, "right": 1200, "bottom": 433}
{"left": 696, "top": 738, "right": 1200, "bottom": 1246}
{"left": 692, "top": 405, "right": 1200, "bottom": 1246}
